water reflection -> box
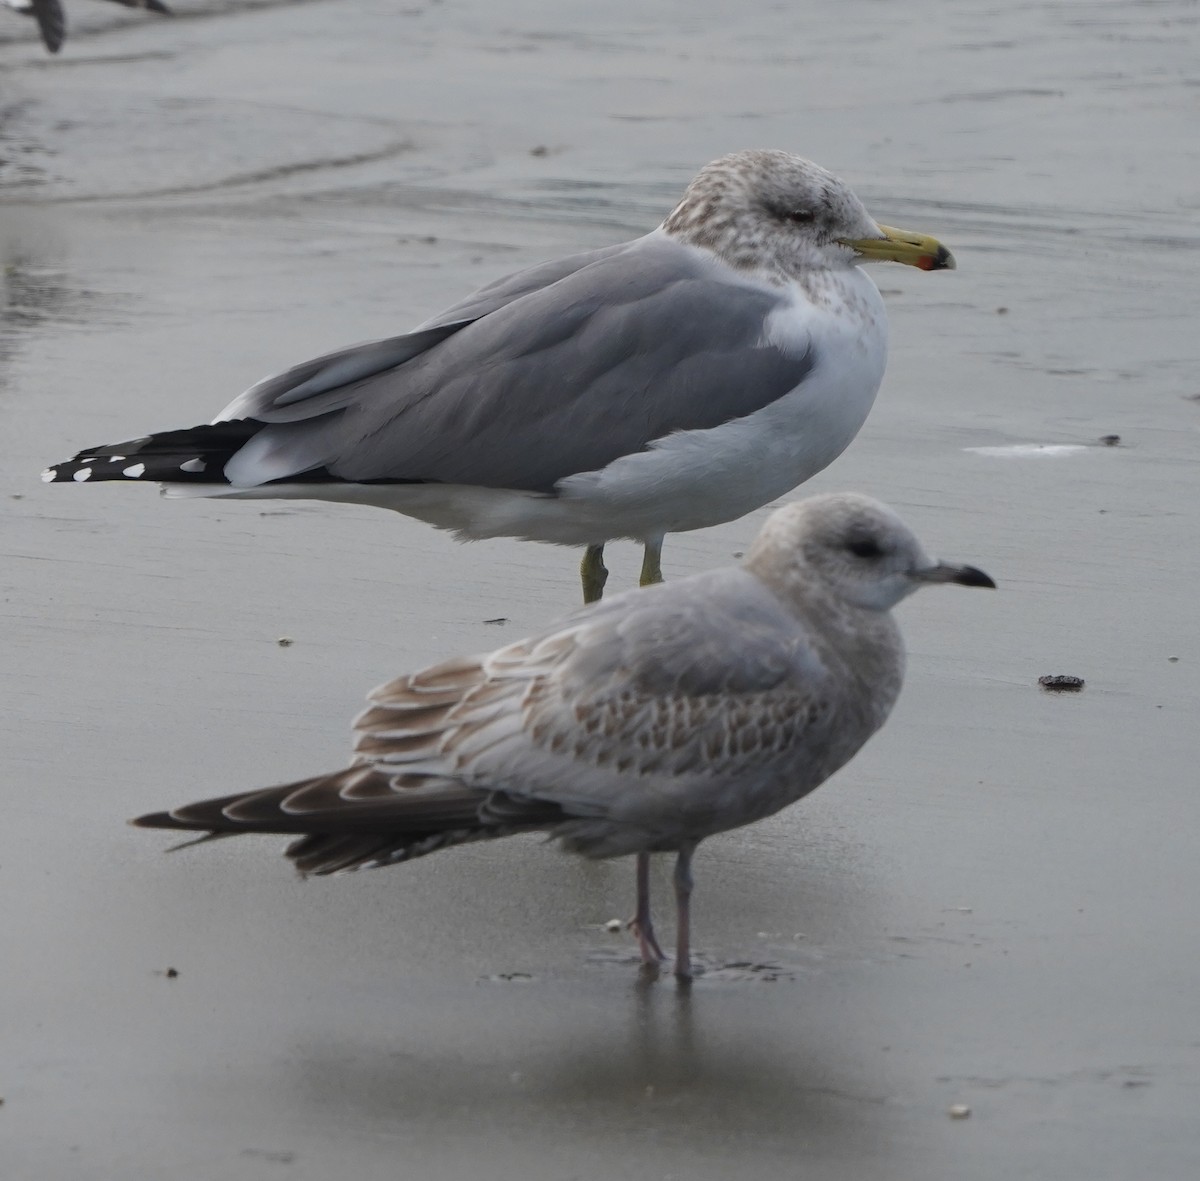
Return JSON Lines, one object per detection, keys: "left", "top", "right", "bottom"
{"left": 286, "top": 972, "right": 890, "bottom": 1157}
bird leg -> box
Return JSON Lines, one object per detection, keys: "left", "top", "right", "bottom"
{"left": 639, "top": 537, "right": 664, "bottom": 587}
{"left": 581, "top": 544, "right": 609, "bottom": 604}
{"left": 628, "top": 851, "right": 666, "bottom": 964}
{"left": 673, "top": 841, "right": 698, "bottom": 981}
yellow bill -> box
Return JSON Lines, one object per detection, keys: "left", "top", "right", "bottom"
{"left": 838, "top": 224, "right": 955, "bottom": 271}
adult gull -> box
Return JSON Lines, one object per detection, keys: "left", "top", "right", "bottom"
{"left": 44, "top": 150, "right": 954, "bottom": 602}
{"left": 133, "top": 492, "right": 994, "bottom": 980}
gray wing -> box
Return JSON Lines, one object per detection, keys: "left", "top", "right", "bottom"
{"left": 216, "top": 241, "right": 629, "bottom": 425}
{"left": 413, "top": 241, "right": 634, "bottom": 331}
{"left": 221, "top": 235, "right": 815, "bottom": 491}
{"left": 133, "top": 570, "right": 834, "bottom": 874}
{"left": 357, "top": 569, "right": 834, "bottom": 799}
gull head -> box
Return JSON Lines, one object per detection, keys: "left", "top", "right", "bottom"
{"left": 745, "top": 492, "right": 994, "bottom": 613}
{"left": 662, "top": 149, "right": 954, "bottom": 277}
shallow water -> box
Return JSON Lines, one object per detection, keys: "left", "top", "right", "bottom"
{"left": 2, "top": 1, "right": 1199, "bottom": 1177}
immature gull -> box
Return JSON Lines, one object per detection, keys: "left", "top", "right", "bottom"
{"left": 44, "top": 150, "right": 954, "bottom": 603}
{"left": 3, "top": 0, "right": 170, "bottom": 55}
{"left": 133, "top": 492, "right": 993, "bottom": 979}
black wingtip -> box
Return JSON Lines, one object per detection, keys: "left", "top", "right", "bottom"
{"left": 42, "top": 420, "right": 263, "bottom": 485}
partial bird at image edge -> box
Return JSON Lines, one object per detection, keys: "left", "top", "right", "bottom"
{"left": 3, "top": 0, "right": 170, "bottom": 55}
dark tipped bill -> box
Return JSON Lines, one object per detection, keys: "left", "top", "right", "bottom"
{"left": 914, "top": 563, "right": 996, "bottom": 589}
{"left": 839, "top": 224, "right": 955, "bottom": 271}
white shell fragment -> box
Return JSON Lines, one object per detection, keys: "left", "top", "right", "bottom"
{"left": 965, "top": 444, "right": 1088, "bottom": 458}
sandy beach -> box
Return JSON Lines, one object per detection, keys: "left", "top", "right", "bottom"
{"left": 2, "top": 2, "right": 1198, "bottom": 1177}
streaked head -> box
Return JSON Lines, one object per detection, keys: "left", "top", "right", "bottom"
{"left": 662, "top": 149, "right": 954, "bottom": 276}
{"left": 745, "top": 492, "right": 994, "bottom": 612}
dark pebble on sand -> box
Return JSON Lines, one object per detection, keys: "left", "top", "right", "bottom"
{"left": 1039, "top": 675, "right": 1085, "bottom": 692}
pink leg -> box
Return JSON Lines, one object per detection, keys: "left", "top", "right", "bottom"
{"left": 673, "top": 842, "right": 697, "bottom": 981}
{"left": 628, "top": 851, "right": 666, "bottom": 963}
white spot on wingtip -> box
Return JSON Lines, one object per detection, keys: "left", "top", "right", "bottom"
{"left": 40, "top": 469, "right": 56, "bottom": 483}
{"left": 122, "top": 463, "right": 146, "bottom": 478}
{"left": 107, "top": 455, "right": 126, "bottom": 463}
{"left": 73, "top": 468, "right": 93, "bottom": 482}
{"left": 179, "top": 458, "right": 207, "bottom": 473}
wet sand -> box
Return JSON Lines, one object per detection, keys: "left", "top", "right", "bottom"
{"left": 2, "top": 1, "right": 1199, "bottom": 1177}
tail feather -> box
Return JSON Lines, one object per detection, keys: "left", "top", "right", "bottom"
{"left": 131, "top": 776, "right": 568, "bottom": 877}
{"left": 285, "top": 824, "right": 546, "bottom": 876}
{"left": 42, "top": 421, "right": 262, "bottom": 485}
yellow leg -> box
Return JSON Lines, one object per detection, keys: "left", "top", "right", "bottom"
{"left": 639, "top": 537, "right": 664, "bottom": 587}
{"left": 581, "top": 544, "right": 608, "bottom": 604}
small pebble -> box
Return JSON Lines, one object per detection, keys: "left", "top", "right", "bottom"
{"left": 1038, "top": 674, "right": 1084, "bottom": 692}
{"left": 1167, "top": 656, "right": 1179, "bottom": 663}
{"left": 604, "top": 918, "right": 623, "bottom": 933}
{"left": 165, "top": 967, "right": 178, "bottom": 979}
{"left": 948, "top": 1103, "right": 971, "bottom": 1119}
{"left": 482, "top": 617, "right": 509, "bottom": 625}
{"left": 529, "top": 145, "right": 549, "bottom": 157}
{"left": 995, "top": 306, "right": 1008, "bottom": 314}
{"left": 276, "top": 637, "right": 294, "bottom": 648}
{"left": 1099, "top": 434, "right": 1120, "bottom": 446}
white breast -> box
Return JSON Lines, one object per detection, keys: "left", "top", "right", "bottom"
{"left": 550, "top": 265, "right": 889, "bottom": 540}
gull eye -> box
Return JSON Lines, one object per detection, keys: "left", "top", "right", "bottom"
{"left": 846, "top": 538, "right": 884, "bottom": 559}
{"left": 785, "top": 210, "right": 815, "bottom": 225}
